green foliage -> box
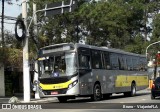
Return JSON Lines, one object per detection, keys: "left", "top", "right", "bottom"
{"left": 0, "top": 48, "right": 23, "bottom": 68}
{"left": 1, "top": 0, "right": 159, "bottom": 69}
{"left": 1, "top": 0, "right": 160, "bottom": 68}
{"left": 124, "top": 34, "right": 147, "bottom": 54}
{"left": 152, "top": 14, "right": 160, "bottom": 39}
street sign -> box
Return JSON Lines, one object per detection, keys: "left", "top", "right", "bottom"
{"left": 45, "top": 0, "right": 77, "bottom": 17}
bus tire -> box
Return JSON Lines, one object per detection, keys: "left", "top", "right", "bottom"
{"left": 124, "top": 83, "right": 136, "bottom": 97}
{"left": 130, "top": 83, "right": 136, "bottom": 97}
{"left": 91, "top": 83, "right": 102, "bottom": 101}
{"left": 57, "top": 97, "right": 68, "bottom": 103}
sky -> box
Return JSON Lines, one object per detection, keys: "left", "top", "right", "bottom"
{"left": 0, "top": 0, "right": 22, "bottom": 33}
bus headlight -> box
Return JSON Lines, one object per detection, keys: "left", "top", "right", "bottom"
{"left": 68, "top": 80, "right": 78, "bottom": 89}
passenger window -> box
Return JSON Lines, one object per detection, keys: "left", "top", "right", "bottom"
{"left": 141, "top": 58, "right": 147, "bottom": 71}
{"left": 110, "top": 53, "right": 119, "bottom": 70}
{"left": 79, "top": 55, "right": 90, "bottom": 69}
{"left": 139, "top": 58, "right": 144, "bottom": 71}
{"left": 126, "top": 56, "right": 133, "bottom": 70}
{"left": 132, "top": 57, "right": 138, "bottom": 70}
{"left": 118, "top": 55, "right": 125, "bottom": 70}
{"left": 91, "top": 50, "right": 102, "bottom": 69}
{"left": 104, "top": 52, "right": 111, "bottom": 69}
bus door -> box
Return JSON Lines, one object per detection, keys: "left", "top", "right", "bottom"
{"left": 90, "top": 50, "right": 105, "bottom": 92}
{"left": 78, "top": 47, "right": 92, "bottom": 95}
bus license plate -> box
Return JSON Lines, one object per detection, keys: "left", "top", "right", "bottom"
{"left": 51, "top": 91, "right": 58, "bottom": 95}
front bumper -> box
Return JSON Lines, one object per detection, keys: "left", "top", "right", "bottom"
{"left": 38, "top": 84, "right": 79, "bottom": 97}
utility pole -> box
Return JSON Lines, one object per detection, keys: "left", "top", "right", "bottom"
{"left": 22, "top": 0, "right": 30, "bottom": 102}
{"left": 1, "top": 0, "right": 4, "bottom": 48}
{"left": 33, "top": 2, "right": 40, "bottom": 99}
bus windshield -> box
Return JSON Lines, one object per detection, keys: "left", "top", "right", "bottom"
{"left": 39, "top": 53, "right": 76, "bottom": 78}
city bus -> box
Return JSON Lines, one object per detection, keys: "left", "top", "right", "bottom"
{"left": 36, "top": 43, "right": 148, "bottom": 102}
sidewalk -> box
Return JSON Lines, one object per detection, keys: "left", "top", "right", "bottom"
{"left": 0, "top": 96, "right": 57, "bottom": 103}
{"left": 0, "top": 97, "right": 10, "bottom": 103}
{"left": 20, "top": 97, "right": 58, "bottom": 103}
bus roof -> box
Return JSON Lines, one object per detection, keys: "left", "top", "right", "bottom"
{"left": 75, "top": 43, "right": 146, "bottom": 58}
{"left": 40, "top": 43, "right": 146, "bottom": 58}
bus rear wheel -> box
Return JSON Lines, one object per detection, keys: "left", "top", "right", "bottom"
{"left": 57, "top": 96, "right": 68, "bottom": 103}
{"left": 130, "top": 83, "right": 136, "bottom": 96}
{"left": 124, "top": 83, "right": 136, "bottom": 97}
{"left": 91, "top": 83, "right": 102, "bottom": 101}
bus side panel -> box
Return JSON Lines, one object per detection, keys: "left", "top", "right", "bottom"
{"left": 114, "top": 70, "right": 148, "bottom": 92}
{"left": 79, "top": 69, "right": 117, "bottom": 95}
{"left": 79, "top": 71, "right": 93, "bottom": 96}
{"left": 100, "top": 70, "right": 116, "bottom": 94}
{"left": 79, "top": 69, "right": 148, "bottom": 96}
{"left": 79, "top": 69, "right": 112, "bottom": 96}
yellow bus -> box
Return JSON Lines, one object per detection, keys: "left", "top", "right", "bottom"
{"left": 35, "top": 43, "right": 148, "bottom": 102}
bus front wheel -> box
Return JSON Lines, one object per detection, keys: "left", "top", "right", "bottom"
{"left": 91, "top": 83, "right": 102, "bottom": 101}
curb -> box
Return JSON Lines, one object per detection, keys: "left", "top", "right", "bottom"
{"left": 20, "top": 97, "right": 57, "bottom": 103}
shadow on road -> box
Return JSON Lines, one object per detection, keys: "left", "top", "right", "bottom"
{"left": 46, "top": 92, "right": 155, "bottom": 109}
{"left": 52, "top": 91, "right": 151, "bottom": 103}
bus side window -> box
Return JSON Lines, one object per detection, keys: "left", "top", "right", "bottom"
{"left": 126, "top": 56, "right": 133, "bottom": 71}
{"left": 91, "top": 50, "right": 102, "bottom": 69}
{"left": 139, "top": 58, "right": 147, "bottom": 71}
{"left": 118, "top": 54, "right": 125, "bottom": 70}
{"left": 110, "top": 53, "right": 119, "bottom": 70}
{"left": 79, "top": 55, "right": 90, "bottom": 69}
{"left": 132, "top": 57, "right": 138, "bottom": 71}
{"left": 143, "top": 58, "right": 147, "bottom": 71}
{"left": 104, "top": 52, "right": 111, "bottom": 69}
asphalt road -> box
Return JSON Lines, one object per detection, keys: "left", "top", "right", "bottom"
{"left": 1, "top": 89, "right": 160, "bottom": 112}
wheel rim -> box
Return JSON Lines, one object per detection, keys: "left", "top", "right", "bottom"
{"left": 132, "top": 85, "right": 136, "bottom": 95}
{"left": 94, "top": 84, "right": 101, "bottom": 100}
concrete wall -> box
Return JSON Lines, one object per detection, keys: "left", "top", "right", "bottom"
{"left": 0, "top": 64, "right": 5, "bottom": 96}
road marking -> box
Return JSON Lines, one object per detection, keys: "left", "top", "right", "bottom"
{"left": 119, "top": 98, "right": 148, "bottom": 103}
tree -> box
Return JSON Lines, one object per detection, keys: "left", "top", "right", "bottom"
{"left": 25, "top": 0, "right": 160, "bottom": 55}
{"left": 0, "top": 0, "right": 23, "bottom": 69}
